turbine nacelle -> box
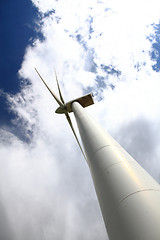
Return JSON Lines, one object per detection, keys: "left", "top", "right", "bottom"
{"left": 55, "top": 93, "right": 94, "bottom": 114}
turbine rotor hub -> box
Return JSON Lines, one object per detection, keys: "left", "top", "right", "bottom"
{"left": 55, "top": 105, "right": 68, "bottom": 114}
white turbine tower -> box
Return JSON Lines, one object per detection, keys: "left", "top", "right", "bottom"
{"left": 35, "top": 68, "right": 160, "bottom": 240}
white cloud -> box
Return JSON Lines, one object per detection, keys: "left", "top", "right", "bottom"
{"left": 1, "top": 0, "right": 160, "bottom": 239}
{"left": 31, "top": 0, "right": 57, "bottom": 13}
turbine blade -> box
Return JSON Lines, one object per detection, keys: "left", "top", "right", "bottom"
{"left": 35, "top": 68, "right": 64, "bottom": 107}
{"left": 65, "top": 112, "right": 87, "bottom": 160}
{"left": 54, "top": 70, "right": 65, "bottom": 104}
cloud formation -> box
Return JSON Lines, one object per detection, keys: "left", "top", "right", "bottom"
{"left": 1, "top": 0, "right": 160, "bottom": 239}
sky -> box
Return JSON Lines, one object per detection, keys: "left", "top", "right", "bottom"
{"left": 0, "top": 0, "right": 160, "bottom": 239}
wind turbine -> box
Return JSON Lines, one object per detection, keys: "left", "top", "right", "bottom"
{"left": 35, "top": 68, "right": 160, "bottom": 240}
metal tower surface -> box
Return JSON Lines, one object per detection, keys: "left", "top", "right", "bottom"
{"left": 35, "top": 69, "right": 160, "bottom": 240}
{"left": 72, "top": 102, "right": 160, "bottom": 240}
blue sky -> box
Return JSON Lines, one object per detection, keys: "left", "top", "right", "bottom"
{"left": 0, "top": 0, "right": 39, "bottom": 132}
{"left": 1, "top": 0, "right": 160, "bottom": 239}
{"left": 0, "top": 0, "right": 38, "bottom": 93}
